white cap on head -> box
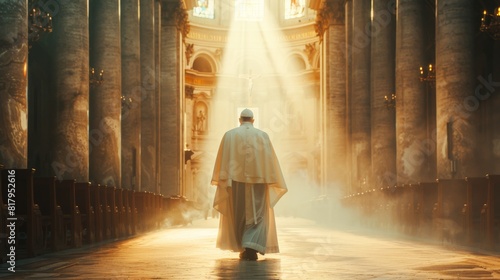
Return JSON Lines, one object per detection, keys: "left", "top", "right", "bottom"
{"left": 240, "top": 108, "right": 254, "bottom": 118}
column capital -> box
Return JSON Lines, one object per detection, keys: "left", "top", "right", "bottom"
{"left": 315, "top": 0, "right": 345, "bottom": 41}
{"left": 161, "top": 0, "right": 190, "bottom": 40}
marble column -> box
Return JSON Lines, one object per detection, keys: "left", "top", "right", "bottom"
{"left": 89, "top": 0, "right": 122, "bottom": 187}
{"left": 121, "top": 0, "right": 141, "bottom": 190}
{"left": 371, "top": 0, "right": 396, "bottom": 187}
{"left": 395, "top": 0, "right": 428, "bottom": 184}
{"left": 160, "top": 2, "right": 184, "bottom": 196}
{"left": 155, "top": 0, "right": 162, "bottom": 195}
{"left": 436, "top": 0, "right": 479, "bottom": 178}
{"left": 0, "top": 0, "right": 28, "bottom": 168}
{"left": 49, "top": 0, "right": 89, "bottom": 181}
{"left": 350, "top": 0, "right": 371, "bottom": 190}
{"left": 140, "top": 0, "right": 157, "bottom": 193}
{"left": 493, "top": 42, "right": 500, "bottom": 173}
{"left": 345, "top": 0, "right": 353, "bottom": 193}
{"left": 324, "top": 0, "right": 347, "bottom": 188}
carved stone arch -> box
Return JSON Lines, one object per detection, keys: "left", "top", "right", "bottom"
{"left": 190, "top": 51, "right": 218, "bottom": 73}
{"left": 286, "top": 51, "right": 308, "bottom": 73}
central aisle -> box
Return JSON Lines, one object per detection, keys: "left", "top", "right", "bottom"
{"left": 1, "top": 217, "right": 499, "bottom": 279}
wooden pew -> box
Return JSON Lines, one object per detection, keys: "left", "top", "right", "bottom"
{"left": 55, "top": 180, "right": 82, "bottom": 248}
{"left": 135, "top": 191, "right": 147, "bottom": 232}
{"left": 75, "top": 182, "right": 95, "bottom": 244}
{"left": 33, "top": 176, "right": 65, "bottom": 252}
{"left": 1, "top": 169, "right": 43, "bottom": 258}
{"left": 404, "top": 183, "right": 420, "bottom": 235}
{"left": 122, "top": 189, "right": 132, "bottom": 236}
{"left": 128, "top": 190, "right": 137, "bottom": 235}
{"left": 90, "top": 183, "right": 103, "bottom": 242}
{"left": 99, "top": 185, "right": 112, "bottom": 240}
{"left": 114, "top": 188, "right": 125, "bottom": 237}
{"left": 417, "top": 181, "right": 438, "bottom": 238}
{"left": 486, "top": 174, "right": 500, "bottom": 250}
{"left": 106, "top": 186, "right": 118, "bottom": 239}
{"left": 157, "top": 193, "right": 165, "bottom": 227}
{"left": 436, "top": 179, "right": 468, "bottom": 244}
{"left": 465, "top": 176, "right": 488, "bottom": 247}
{"left": 153, "top": 193, "right": 160, "bottom": 229}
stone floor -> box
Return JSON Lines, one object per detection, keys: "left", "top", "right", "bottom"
{"left": 0, "top": 217, "right": 499, "bottom": 279}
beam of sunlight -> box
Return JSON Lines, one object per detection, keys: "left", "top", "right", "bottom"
{"left": 200, "top": 4, "right": 331, "bottom": 223}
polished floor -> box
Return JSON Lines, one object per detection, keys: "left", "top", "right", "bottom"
{"left": 0, "top": 216, "right": 499, "bottom": 279}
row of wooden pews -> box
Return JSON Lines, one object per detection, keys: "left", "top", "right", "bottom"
{"left": 342, "top": 174, "right": 500, "bottom": 251}
{"left": 0, "top": 168, "right": 166, "bottom": 262}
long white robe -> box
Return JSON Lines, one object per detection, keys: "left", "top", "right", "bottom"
{"left": 211, "top": 122, "right": 287, "bottom": 254}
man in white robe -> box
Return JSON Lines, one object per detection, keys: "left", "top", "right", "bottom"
{"left": 211, "top": 108, "right": 287, "bottom": 260}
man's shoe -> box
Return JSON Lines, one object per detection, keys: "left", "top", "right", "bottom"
{"left": 239, "top": 248, "right": 258, "bottom": 261}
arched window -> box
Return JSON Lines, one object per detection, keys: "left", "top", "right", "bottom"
{"left": 235, "top": 0, "right": 264, "bottom": 21}
{"left": 192, "top": 57, "right": 213, "bottom": 73}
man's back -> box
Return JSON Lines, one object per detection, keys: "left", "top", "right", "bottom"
{"left": 217, "top": 122, "right": 279, "bottom": 185}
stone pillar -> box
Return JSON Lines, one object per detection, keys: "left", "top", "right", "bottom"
{"left": 49, "top": 0, "right": 89, "bottom": 181}
{"left": 89, "top": 0, "right": 122, "bottom": 187}
{"left": 345, "top": 0, "right": 353, "bottom": 193}
{"left": 371, "top": 0, "right": 396, "bottom": 187}
{"left": 395, "top": 0, "right": 428, "bottom": 184}
{"left": 0, "top": 0, "right": 28, "bottom": 168}
{"left": 350, "top": 0, "right": 371, "bottom": 190}
{"left": 160, "top": 2, "right": 185, "bottom": 196}
{"left": 121, "top": 0, "right": 141, "bottom": 190}
{"left": 155, "top": 0, "right": 162, "bottom": 194}
{"left": 492, "top": 42, "right": 500, "bottom": 173}
{"left": 323, "top": 1, "right": 347, "bottom": 189}
{"left": 436, "top": 0, "right": 479, "bottom": 178}
{"left": 140, "top": 0, "right": 157, "bottom": 193}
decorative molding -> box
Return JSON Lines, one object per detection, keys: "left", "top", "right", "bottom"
{"left": 314, "top": 0, "right": 344, "bottom": 41}
{"left": 187, "top": 23, "right": 317, "bottom": 45}
{"left": 185, "top": 43, "right": 194, "bottom": 65}
{"left": 185, "top": 85, "right": 195, "bottom": 99}
{"left": 304, "top": 43, "right": 316, "bottom": 66}
{"left": 176, "top": 3, "right": 190, "bottom": 42}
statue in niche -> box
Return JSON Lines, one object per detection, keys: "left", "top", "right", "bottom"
{"left": 195, "top": 109, "right": 207, "bottom": 132}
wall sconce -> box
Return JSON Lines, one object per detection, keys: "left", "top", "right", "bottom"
{"left": 28, "top": 7, "right": 52, "bottom": 48}
{"left": 121, "top": 95, "right": 133, "bottom": 109}
{"left": 419, "top": 64, "right": 435, "bottom": 81}
{"left": 384, "top": 94, "right": 396, "bottom": 110}
{"left": 419, "top": 64, "right": 436, "bottom": 88}
{"left": 90, "top": 68, "right": 104, "bottom": 87}
{"left": 480, "top": 7, "right": 500, "bottom": 40}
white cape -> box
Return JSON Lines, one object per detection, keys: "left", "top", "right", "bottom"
{"left": 211, "top": 122, "right": 287, "bottom": 253}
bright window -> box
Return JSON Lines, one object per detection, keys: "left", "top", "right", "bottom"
{"left": 235, "top": 0, "right": 264, "bottom": 21}
{"left": 193, "top": 0, "right": 215, "bottom": 19}
{"left": 284, "top": 0, "right": 306, "bottom": 19}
